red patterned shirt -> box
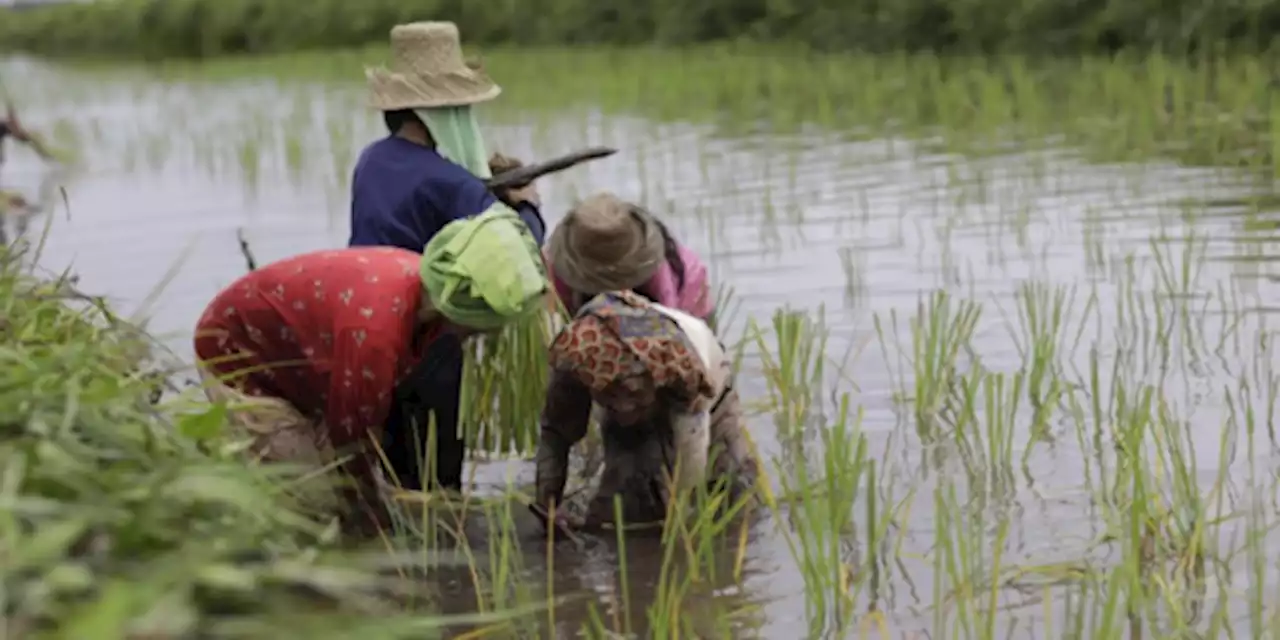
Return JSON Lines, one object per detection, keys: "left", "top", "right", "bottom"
{"left": 194, "top": 247, "right": 442, "bottom": 487}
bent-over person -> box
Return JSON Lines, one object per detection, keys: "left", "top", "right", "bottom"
{"left": 194, "top": 210, "right": 547, "bottom": 534}
{"left": 349, "top": 21, "right": 549, "bottom": 491}
{"left": 544, "top": 192, "right": 717, "bottom": 327}
{"left": 535, "top": 290, "right": 760, "bottom": 532}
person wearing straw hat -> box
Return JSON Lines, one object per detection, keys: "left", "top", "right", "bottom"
{"left": 348, "top": 21, "right": 549, "bottom": 493}
{"left": 350, "top": 21, "right": 545, "bottom": 251}
{"left": 545, "top": 192, "right": 718, "bottom": 327}
{"left": 532, "top": 197, "right": 757, "bottom": 533}
{"left": 194, "top": 210, "right": 548, "bottom": 535}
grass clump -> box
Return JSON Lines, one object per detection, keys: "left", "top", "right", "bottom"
{"left": 8, "top": 41, "right": 1280, "bottom": 638}
{"left": 0, "top": 242, "right": 544, "bottom": 638}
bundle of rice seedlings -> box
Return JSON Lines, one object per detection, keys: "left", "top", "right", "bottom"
{"left": 0, "top": 244, "right": 544, "bottom": 638}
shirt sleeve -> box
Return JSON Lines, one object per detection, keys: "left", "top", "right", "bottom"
{"left": 706, "top": 387, "right": 759, "bottom": 501}
{"left": 447, "top": 176, "right": 548, "bottom": 246}
{"left": 512, "top": 201, "right": 547, "bottom": 246}
{"left": 675, "top": 246, "right": 715, "bottom": 321}
{"left": 535, "top": 367, "right": 592, "bottom": 510}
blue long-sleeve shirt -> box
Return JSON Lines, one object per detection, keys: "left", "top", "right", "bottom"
{"left": 348, "top": 136, "right": 546, "bottom": 251}
{"left": 347, "top": 135, "right": 546, "bottom": 490}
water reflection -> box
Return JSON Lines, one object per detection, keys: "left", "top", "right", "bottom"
{"left": 5, "top": 53, "right": 1280, "bottom": 635}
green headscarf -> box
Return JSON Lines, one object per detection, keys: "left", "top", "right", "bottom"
{"left": 415, "top": 106, "right": 491, "bottom": 178}
{"left": 421, "top": 205, "right": 548, "bottom": 330}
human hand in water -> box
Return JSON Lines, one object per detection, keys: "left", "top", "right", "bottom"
{"left": 529, "top": 501, "right": 580, "bottom": 537}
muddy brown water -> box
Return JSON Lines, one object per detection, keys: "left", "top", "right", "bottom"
{"left": 5, "top": 55, "right": 1280, "bottom": 637}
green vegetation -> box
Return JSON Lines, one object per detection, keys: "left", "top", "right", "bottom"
{"left": 41, "top": 46, "right": 1280, "bottom": 183}
{"left": 0, "top": 238, "right": 557, "bottom": 637}
{"left": 0, "top": 0, "right": 1276, "bottom": 59}
{"left": 13, "top": 213, "right": 1280, "bottom": 636}
{"left": 6, "top": 37, "right": 1280, "bottom": 638}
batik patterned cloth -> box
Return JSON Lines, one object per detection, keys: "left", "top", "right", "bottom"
{"left": 546, "top": 290, "right": 712, "bottom": 416}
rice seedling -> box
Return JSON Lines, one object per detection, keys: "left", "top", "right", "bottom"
{"left": 7, "top": 27, "right": 1280, "bottom": 639}
{"left": 8, "top": 47, "right": 1277, "bottom": 200}
{"left": 460, "top": 313, "right": 559, "bottom": 457}
{"left": 888, "top": 289, "right": 984, "bottom": 447}
{"left": 0, "top": 240, "right": 555, "bottom": 637}
{"left": 771, "top": 395, "right": 871, "bottom": 638}
{"left": 749, "top": 307, "right": 829, "bottom": 438}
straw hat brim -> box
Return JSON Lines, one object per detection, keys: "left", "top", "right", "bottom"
{"left": 366, "top": 68, "right": 502, "bottom": 110}
{"left": 546, "top": 218, "right": 666, "bottom": 296}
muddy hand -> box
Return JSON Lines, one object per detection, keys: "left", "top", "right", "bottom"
{"left": 488, "top": 152, "right": 523, "bottom": 176}
{"left": 528, "top": 502, "right": 581, "bottom": 540}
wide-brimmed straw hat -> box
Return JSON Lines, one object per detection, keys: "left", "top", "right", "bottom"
{"left": 547, "top": 193, "right": 666, "bottom": 295}
{"left": 366, "top": 22, "right": 501, "bottom": 111}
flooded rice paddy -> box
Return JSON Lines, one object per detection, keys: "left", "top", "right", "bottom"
{"left": 4, "top": 51, "right": 1280, "bottom": 638}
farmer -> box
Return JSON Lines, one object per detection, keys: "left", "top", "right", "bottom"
{"left": 347, "top": 21, "right": 548, "bottom": 492}
{"left": 544, "top": 192, "right": 717, "bottom": 328}
{"left": 533, "top": 260, "right": 760, "bottom": 532}
{"left": 349, "top": 21, "right": 544, "bottom": 247}
{"left": 194, "top": 210, "right": 547, "bottom": 533}
{"left": 0, "top": 102, "right": 52, "bottom": 168}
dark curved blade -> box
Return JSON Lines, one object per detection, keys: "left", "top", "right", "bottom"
{"left": 485, "top": 146, "right": 617, "bottom": 190}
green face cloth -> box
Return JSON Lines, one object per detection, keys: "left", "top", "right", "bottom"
{"left": 415, "top": 106, "right": 492, "bottom": 178}
{"left": 421, "top": 205, "right": 548, "bottom": 330}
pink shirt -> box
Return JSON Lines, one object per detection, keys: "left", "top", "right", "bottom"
{"left": 546, "top": 244, "right": 714, "bottom": 320}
